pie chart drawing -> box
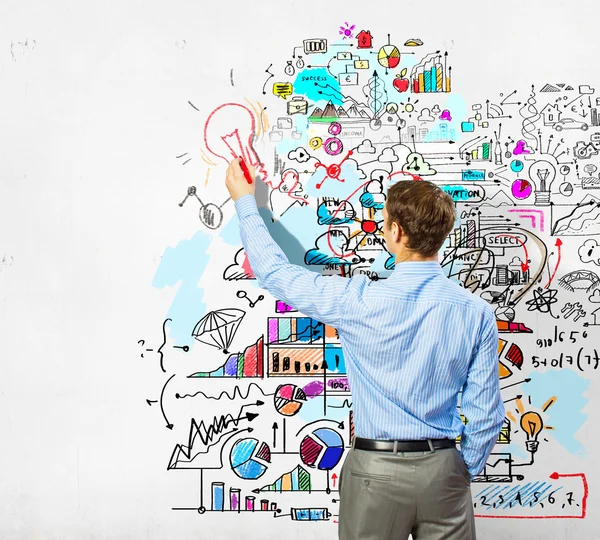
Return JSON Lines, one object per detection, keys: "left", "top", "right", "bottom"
{"left": 510, "top": 159, "right": 524, "bottom": 173}
{"left": 511, "top": 179, "right": 532, "bottom": 200}
{"left": 559, "top": 182, "right": 573, "bottom": 196}
{"left": 230, "top": 438, "right": 271, "bottom": 479}
{"left": 274, "top": 384, "right": 307, "bottom": 416}
{"left": 377, "top": 45, "right": 401, "bottom": 69}
{"left": 300, "top": 428, "right": 344, "bottom": 470}
{"left": 497, "top": 338, "right": 524, "bottom": 379}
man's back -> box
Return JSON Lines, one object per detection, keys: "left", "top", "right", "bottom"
{"left": 339, "top": 261, "right": 491, "bottom": 440}
{"left": 336, "top": 261, "right": 502, "bottom": 480}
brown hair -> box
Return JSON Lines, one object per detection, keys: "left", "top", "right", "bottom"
{"left": 385, "top": 180, "right": 456, "bottom": 257}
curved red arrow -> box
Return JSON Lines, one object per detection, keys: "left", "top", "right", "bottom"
{"left": 544, "top": 238, "right": 563, "bottom": 289}
{"left": 494, "top": 234, "right": 529, "bottom": 273}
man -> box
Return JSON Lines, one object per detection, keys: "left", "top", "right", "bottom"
{"left": 225, "top": 158, "right": 505, "bottom": 539}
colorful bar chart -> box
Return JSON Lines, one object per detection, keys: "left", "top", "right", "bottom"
{"left": 266, "top": 317, "right": 346, "bottom": 377}
{"left": 268, "top": 316, "right": 323, "bottom": 344}
{"left": 461, "top": 142, "right": 491, "bottom": 161}
{"left": 411, "top": 57, "right": 451, "bottom": 93}
{"left": 448, "top": 220, "right": 479, "bottom": 248}
{"left": 207, "top": 482, "right": 278, "bottom": 513}
{"left": 258, "top": 465, "right": 312, "bottom": 492}
{"left": 188, "top": 336, "right": 264, "bottom": 378}
{"left": 267, "top": 345, "right": 346, "bottom": 377}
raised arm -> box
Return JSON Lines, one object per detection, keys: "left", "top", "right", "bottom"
{"left": 460, "top": 305, "right": 505, "bottom": 478}
{"left": 226, "top": 158, "right": 352, "bottom": 328}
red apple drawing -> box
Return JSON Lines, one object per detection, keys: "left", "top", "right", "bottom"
{"left": 393, "top": 68, "right": 409, "bottom": 93}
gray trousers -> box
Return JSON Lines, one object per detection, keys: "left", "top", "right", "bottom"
{"left": 338, "top": 445, "right": 475, "bottom": 540}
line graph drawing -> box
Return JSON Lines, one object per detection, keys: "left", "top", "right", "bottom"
{"left": 168, "top": 408, "right": 260, "bottom": 470}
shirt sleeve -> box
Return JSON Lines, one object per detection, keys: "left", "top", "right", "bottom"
{"left": 234, "top": 194, "right": 352, "bottom": 328}
{"left": 459, "top": 305, "right": 505, "bottom": 478}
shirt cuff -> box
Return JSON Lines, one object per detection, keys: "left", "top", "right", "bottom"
{"left": 234, "top": 195, "right": 259, "bottom": 219}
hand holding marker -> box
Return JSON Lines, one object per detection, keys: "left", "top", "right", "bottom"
{"left": 238, "top": 157, "right": 253, "bottom": 184}
{"left": 224, "top": 157, "right": 256, "bottom": 202}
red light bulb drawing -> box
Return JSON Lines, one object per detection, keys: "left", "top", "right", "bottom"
{"left": 203, "top": 102, "right": 268, "bottom": 185}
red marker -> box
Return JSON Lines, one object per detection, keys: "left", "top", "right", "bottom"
{"left": 238, "top": 158, "right": 253, "bottom": 185}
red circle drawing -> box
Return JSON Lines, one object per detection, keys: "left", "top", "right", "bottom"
{"left": 361, "top": 220, "right": 378, "bottom": 234}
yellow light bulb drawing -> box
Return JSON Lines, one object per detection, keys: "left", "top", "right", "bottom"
{"left": 520, "top": 411, "right": 543, "bottom": 453}
{"left": 507, "top": 396, "right": 556, "bottom": 462}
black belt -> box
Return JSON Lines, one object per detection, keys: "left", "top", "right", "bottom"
{"left": 354, "top": 437, "right": 455, "bottom": 452}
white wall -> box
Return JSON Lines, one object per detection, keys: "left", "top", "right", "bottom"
{"left": 1, "top": 1, "right": 599, "bottom": 538}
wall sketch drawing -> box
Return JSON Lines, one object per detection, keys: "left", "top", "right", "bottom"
{"left": 144, "top": 26, "right": 599, "bottom": 528}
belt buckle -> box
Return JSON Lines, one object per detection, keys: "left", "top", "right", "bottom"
{"left": 427, "top": 439, "right": 435, "bottom": 453}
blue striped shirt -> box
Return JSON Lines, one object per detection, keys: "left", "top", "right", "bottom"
{"left": 235, "top": 195, "right": 505, "bottom": 477}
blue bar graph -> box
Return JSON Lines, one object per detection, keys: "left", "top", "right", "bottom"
{"left": 212, "top": 482, "right": 224, "bottom": 511}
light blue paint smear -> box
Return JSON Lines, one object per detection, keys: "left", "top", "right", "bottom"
{"left": 502, "top": 443, "right": 528, "bottom": 461}
{"left": 422, "top": 93, "right": 469, "bottom": 144}
{"left": 297, "top": 390, "right": 348, "bottom": 424}
{"left": 152, "top": 230, "right": 211, "bottom": 348}
{"left": 220, "top": 212, "right": 240, "bottom": 246}
{"left": 293, "top": 68, "right": 343, "bottom": 106}
{"left": 276, "top": 137, "right": 305, "bottom": 158}
{"left": 527, "top": 369, "right": 589, "bottom": 458}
